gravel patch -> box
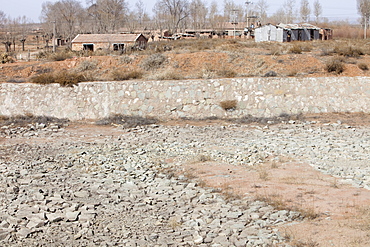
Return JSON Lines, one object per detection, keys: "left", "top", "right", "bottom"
{"left": 0, "top": 120, "right": 369, "bottom": 246}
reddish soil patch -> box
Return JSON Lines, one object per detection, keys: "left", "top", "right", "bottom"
{"left": 183, "top": 158, "right": 370, "bottom": 246}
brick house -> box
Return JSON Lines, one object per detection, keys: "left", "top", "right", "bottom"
{"left": 71, "top": 33, "right": 148, "bottom": 52}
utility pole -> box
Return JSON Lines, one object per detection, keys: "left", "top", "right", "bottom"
{"left": 365, "top": 15, "right": 369, "bottom": 39}
{"left": 231, "top": 9, "right": 239, "bottom": 39}
{"left": 245, "top": 1, "right": 252, "bottom": 28}
{"left": 52, "top": 21, "right": 56, "bottom": 52}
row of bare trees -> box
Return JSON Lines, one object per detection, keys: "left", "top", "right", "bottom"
{"left": 358, "top": 0, "right": 370, "bottom": 38}
{"left": 0, "top": 0, "right": 326, "bottom": 50}
{"left": 0, "top": 11, "right": 31, "bottom": 52}
{"left": 40, "top": 0, "right": 325, "bottom": 36}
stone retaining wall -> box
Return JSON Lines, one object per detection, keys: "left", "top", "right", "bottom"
{"left": 1, "top": 77, "right": 369, "bottom": 120}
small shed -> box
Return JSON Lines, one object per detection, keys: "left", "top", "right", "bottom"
{"left": 71, "top": 33, "right": 148, "bottom": 51}
{"left": 254, "top": 23, "right": 330, "bottom": 42}
{"left": 254, "top": 24, "right": 284, "bottom": 42}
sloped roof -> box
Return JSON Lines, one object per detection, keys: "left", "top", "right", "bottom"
{"left": 255, "top": 23, "right": 323, "bottom": 31}
{"left": 71, "top": 33, "right": 146, "bottom": 43}
{"left": 277, "top": 23, "right": 321, "bottom": 30}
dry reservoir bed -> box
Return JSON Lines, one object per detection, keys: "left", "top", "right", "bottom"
{"left": 1, "top": 116, "right": 370, "bottom": 246}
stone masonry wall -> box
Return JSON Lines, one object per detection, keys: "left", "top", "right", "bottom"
{"left": 1, "top": 77, "right": 370, "bottom": 120}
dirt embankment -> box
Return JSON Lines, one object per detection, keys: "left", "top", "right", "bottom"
{"left": 1, "top": 39, "right": 370, "bottom": 83}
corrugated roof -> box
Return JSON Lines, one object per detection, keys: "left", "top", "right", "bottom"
{"left": 71, "top": 34, "right": 143, "bottom": 43}
{"left": 277, "top": 23, "right": 321, "bottom": 30}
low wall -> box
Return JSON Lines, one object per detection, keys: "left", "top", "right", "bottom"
{"left": 1, "top": 77, "right": 370, "bottom": 120}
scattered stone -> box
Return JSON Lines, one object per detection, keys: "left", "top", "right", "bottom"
{"left": 1, "top": 122, "right": 369, "bottom": 246}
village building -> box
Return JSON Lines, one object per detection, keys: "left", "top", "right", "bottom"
{"left": 71, "top": 33, "right": 148, "bottom": 52}
{"left": 254, "top": 23, "right": 332, "bottom": 42}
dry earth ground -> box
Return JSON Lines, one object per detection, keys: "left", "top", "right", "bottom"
{"left": 2, "top": 113, "right": 370, "bottom": 246}
{"left": 168, "top": 113, "right": 370, "bottom": 246}
{"left": 2, "top": 39, "right": 370, "bottom": 82}
{"left": 2, "top": 39, "right": 370, "bottom": 246}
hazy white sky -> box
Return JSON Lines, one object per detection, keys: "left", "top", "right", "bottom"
{"left": 0, "top": 0, "right": 360, "bottom": 23}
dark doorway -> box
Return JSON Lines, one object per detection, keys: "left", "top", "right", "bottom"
{"left": 113, "top": 43, "right": 125, "bottom": 51}
{"left": 83, "top": 44, "right": 94, "bottom": 51}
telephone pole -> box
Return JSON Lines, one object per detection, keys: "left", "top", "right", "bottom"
{"left": 52, "top": 21, "right": 56, "bottom": 52}
{"left": 231, "top": 9, "right": 239, "bottom": 39}
{"left": 245, "top": 1, "right": 252, "bottom": 28}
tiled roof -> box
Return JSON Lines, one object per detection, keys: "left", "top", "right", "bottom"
{"left": 71, "top": 34, "right": 143, "bottom": 43}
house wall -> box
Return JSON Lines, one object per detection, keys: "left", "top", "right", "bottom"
{"left": 276, "top": 29, "right": 284, "bottom": 42}
{"left": 72, "top": 41, "right": 136, "bottom": 51}
{"left": 255, "top": 25, "right": 284, "bottom": 42}
{"left": 2, "top": 77, "right": 370, "bottom": 121}
{"left": 314, "top": 30, "right": 320, "bottom": 40}
{"left": 136, "top": 36, "right": 148, "bottom": 48}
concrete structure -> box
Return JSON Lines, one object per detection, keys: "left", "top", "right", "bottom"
{"left": 71, "top": 33, "right": 148, "bottom": 52}
{"left": 1, "top": 77, "right": 370, "bottom": 121}
{"left": 255, "top": 23, "right": 332, "bottom": 42}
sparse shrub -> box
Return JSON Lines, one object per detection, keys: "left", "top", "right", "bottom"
{"left": 217, "top": 69, "right": 237, "bottom": 78}
{"left": 48, "top": 50, "right": 74, "bottom": 61}
{"left": 230, "top": 113, "right": 304, "bottom": 125}
{"left": 325, "top": 58, "right": 345, "bottom": 74}
{"left": 200, "top": 63, "right": 226, "bottom": 79}
{"left": 95, "top": 114, "right": 158, "bottom": 128}
{"left": 31, "top": 73, "right": 56, "bottom": 84}
{"left": 300, "top": 43, "right": 313, "bottom": 52}
{"left": 52, "top": 72, "right": 85, "bottom": 86}
{"left": 152, "top": 68, "right": 182, "bottom": 80}
{"left": 6, "top": 78, "right": 26, "bottom": 83}
{"left": 191, "top": 40, "right": 211, "bottom": 51}
{"left": 196, "top": 154, "right": 212, "bottom": 162}
{"left": 201, "top": 66, "right": 217, "bottom": 79}
{"left": 93, "top": 49, "right": 111, "bottom": 56}
{"left": 319, "top": 47, "right": 335, "bottom": 56}
{"left": 286, "top": 69, "right": 298, "bottom": 77}
{"left": 289, "top": 44, "right": 302, "bottom": 54}
{"left": 334, "top": 45, "right": 364, "bottom": 58}
{"left": 168, "top": 217, "right": 182, "bottom": 230}
{"left": 31, "top": 71, "right": 86, "bottom": 86}
{"left": 220, "top": 100, "right": 238, "bottom": 111}
{"left": 0, "top": 114, "right": 69, "bottom": 127}
{"left": 1, "top": 53, "right": 14, "bottom": 63}
{"left": 263, "top": 71, "right": 278, "bottom": 77}
{"left": 268, "top": 46, "right": 282, "bottom": 56}
{"left": 358, "top": 63, "right": 369, "bottom": 71}
{"left": 111, "top": 69, "right": 143, "bottom": 80}
{"left": 258, "top": 167, "right": 270, "bottom": 180}
{"left": 119, "top": 55, "right": 133, "bottom": 64}
{"left": 34, "top": 67, "right": 53, "bottom": 75}
{"left": 36, "top": 51, "right": 48, "bottom": 60}
{"left": 140, "top": 53, "right": 167, "bottom": 70}
{"left": 76, "top": 59, "right": 98, "bottom": 72}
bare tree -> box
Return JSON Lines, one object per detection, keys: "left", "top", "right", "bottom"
{"left": 254, "top": 0, "right": 268, "bottom": 24}
{"left": 0, "top": 10, "right": 6, "bottom": 27}
{"left": 268, "top": 8, "right": 286, "bottom": 24}
{"left": 17, "top": 16, "right": 31, "bottom": 51}
{"left": 208, "top": 1, "right": 221, "bottom": 29}
{"left": 283, "top": 0, "right": 295, "bottom": 23}
{"left": 299, "top": 0, "right": 311, "bottom": 22}
{"left": 135, "top": 0, "right": 150, "bottom": 27}
{"left": 41, "top": 0, "right": 86, "bottom": 46}
{"left": 0, "top": 11, "right": 11, "bottom": 52}
{"left": 313, "top": 0, "right": 322, "bottom": 23}
{"left": 223, "top": 0, "right": 243, "bottom": 23}
{"left": 87, "top": 0, "right": 128, "bottom": 33}
{"left": 189, "top": 0, "right": 208, "bottom": 29}
{"left": 125, "top": 0, "right": 151, "bottom": 32}
{"left": 357, "top": 0, "right": 370, "bottom": 38}
{"left": 153, "top": 0, "right": 190, "bottom": 34}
